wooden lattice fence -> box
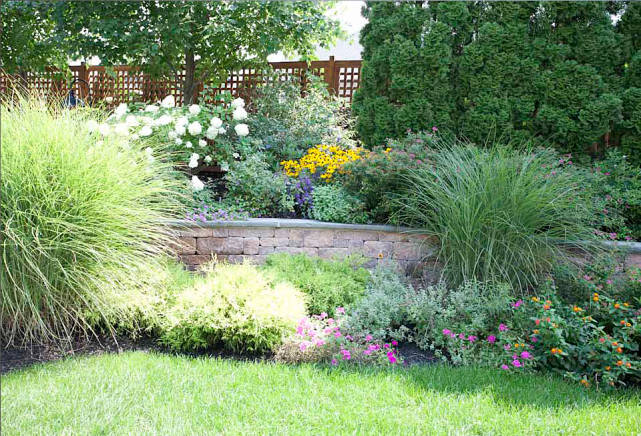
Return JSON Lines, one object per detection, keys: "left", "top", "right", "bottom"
{"left": 0, "top": 57, "right": 361, "bottom": 106}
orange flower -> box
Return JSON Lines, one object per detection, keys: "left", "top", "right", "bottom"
{"left": 614, "top": 303, "right": 620, "bottom": 309}
{"left": 626, "top": 323, "right": 631, "bottom": 327}
{"left": 558, "top": 349, "right": 563, "bottom": 354}
{"left": 543, "top": 304, "right": 551, "bottom": 310}
{"left": 546, "top": 300, "right": 552, "bottom": 305}
{"left": 593, "top": 296, "right": 600, "bottom": 302}
{"left": 515, "top": 343, "right": 520, "bottom": 348}
{"left": 623, "top": 302, "right": 629, "bottom": 307}
{"left": 626, "top": 362, "right": 632, "bottom": 368}
{"left": 573, "top": 306, "right": 582, "bottom": 312}
{"left": 534, "top": 329, "right": 540, "bottom": 334}
{"left": 612, "top": 342, "right": 619, "bottom": 346}
{"left": 616, "top": 347, "right": 623, "bottom": 353}
{"left": 551, "top": 348, "right": 558, "bottom": 354}
{"left": 620, "top": 320, "right": 626, "bottom": 325}
{"left": 617, "top": 360, "right": 623, "bottom": 366}
{"left": 580, "top": 379, "right": 589, "bottom": 387}
{"left": 605, "top": 366, "right": 611, "bottom": 371}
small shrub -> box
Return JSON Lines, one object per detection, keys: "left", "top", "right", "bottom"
{"left": 160, "top": 262, "right": 307, "bottom": 353}
{"left": 343, "top": 261, "right": 416, "bottom": 341}
{"left": 262, "top": 253, "right": 370, "bottom": 316}
{"left": 275, "top": 308, "right": 402, "bottom": 366}
{"left": 407, "top": 280, "right": 514, "bottom": 364}
{"left": 310, "top": 185, "right": 368, "bottom": 224}
{"left": 395, "top": 142, "right": 601, "bottom": 290}
{"left": 1, "top": 94, "right": 183, "bottom": 345}
{"left": 223, "top": 154, "right": 294, "bottom": 217}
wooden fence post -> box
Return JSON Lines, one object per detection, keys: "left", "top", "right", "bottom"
{"left": 324, "top": 56, "right": 336, "bottom": 96}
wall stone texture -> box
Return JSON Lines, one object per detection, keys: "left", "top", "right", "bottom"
{"left": 170, "top": 219, "right": 438, "bottom": 274}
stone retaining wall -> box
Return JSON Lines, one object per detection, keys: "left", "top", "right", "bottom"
{"left": 168, "top": 219, "right": 437, "bottom": 272}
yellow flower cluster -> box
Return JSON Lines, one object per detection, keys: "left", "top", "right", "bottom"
{"left": 281, "top": 145, "right": 363, "bottom": 181}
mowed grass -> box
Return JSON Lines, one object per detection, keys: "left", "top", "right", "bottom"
{"left": 2, "top": 352, "right": 640, "bottom": 436}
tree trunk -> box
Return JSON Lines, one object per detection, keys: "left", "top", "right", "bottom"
{"left": 183, "top": 51, "right": 197, "bottom": 105}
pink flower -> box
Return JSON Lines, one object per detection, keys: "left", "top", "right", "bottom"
{"left": 499, "top": 324, "right": 508, "bottom": 332}
{"left": 364, "top": 349, "right": 372, "bottom": 355}
{"left": 530, "top": 336, "right": 538, "bottom": 343}
{"left": 341, "top": 349, "right": 351, "bottom": 360}
{"left": 442, "top": 329, "right": 451, "bottom": 336}
{"left": 334, "top": 331, "right": 342, "bottom": 338}
{"left": 501, "top": 364, "right": 509, "bottom": 370}
{"left": 331, "top": 358, "right": 338, "bottom": 366}
{"left": 432, "top": 126, "right": 438, "bottom": 132}
{"left": 391, "top": 340, "right": 398, "bottom": 346}
{"left": 512, "top": 360, "right": 522, "bottom": 368}
{"left": 512, "top": 300, "right": 523, "bottom": 308}
{"left": 299, "top": 342, "right": 309, "bottom": 352}
{"left": 487, "top": 335, "right": 496, "bottom": 344}
{"left": 467, "top": 335, "right": 477, "bottom": 343}
{"left": 606, "top": 279, "right": 613, "bottom": 285}
{"left": 315, "top": 339, "right": 326, "bottom": 347}
{"left": 346, "top": 335, "right": 353, "bottom": 341}
{"left": 504, "top": 344, "right": 511, "bottom": 350}
{"left": 520, "top": 351, "right": 532, "bottom": 359}
{"left": 365, "top": 334, "right": 373, "bottom": 341}
{"left": 387, "top": 351, "right": 397, "bottom": 364}
{"left": 327, "top": 318, "right": 335, "bottom": 325}
{"left": 336, "top": 307, "right": 345, "bottom": 315}
{"left": 458, "top": 333, "right": 465, "bottom": 340}
{"left": 384, "top": 343, "right": 391, "bottom": 349}
{"left": 320, "top": 312, "right": 328, "bottom": 319}
{"left": 583, "top": 275, "right": 591, "bottom": 281}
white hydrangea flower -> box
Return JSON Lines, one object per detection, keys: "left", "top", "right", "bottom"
{"left": 87, "top": 120, "right": 99, "bottom": 132}
{"left": 191, "top": 175, "right": 204, "bottom": 192}
{"left": 145, "top": 147, "right": 153, "bottom": 154}
{"left": 105, "top": 96, "right": 114, "bottom": 104}
{"left": 175, "top": 138, "right": 183, "bottom": 145}
{"left": 98, "top": 123, "right": 110, "bottom": 136}
{"left": 140, "top": 116, "right": 153, "bottom": 125}
{"left": 145, "top": 105, "right": 159, "bottom": 112}
{"left": 233, "top": 152, "right": 240, "bottom": 159}
{"left": 161, "top": 95, "right": 175, "bottom": 108}
{"left": 188, "top": 121, "right": 202, "bottom": 136}
{"left": 231, "top": 97, "right": 245, "bottom": 109}
{"left": 206, "top": 126, "right": 218, "bottom": 140}
{"left": 185, "top": 141, "right": 193, "bottom": 148}
{"left": 188, "top": 153, "right": 200, "bottom": 168}
{"left": 218, "top": 127, "right": 227, "bottom": 135}
{"left": 210, "top": 117, "right": 223, "bottom": 129}
{"left": 139, "top": 125, "right": 153, "bottom": 137}
{"left": 234, "top": 123, "right": 249, "bottom": 137}
{"left": 115, "top": 103, "right": 128, "bottom": 118}
{"left": 175, "top": 124, "right": 186, "bottom": 136}
{"left": 176, "top": 116, "right": 189, "bottom": 127}
{"left": 220, "top": 161, "right": 230, "bottom": 172}
{"left": 168, "top": 131, "right": 178, "bottom": 140}
{"left": 188, "top": 104, "right": 201, "bottom": 115}
{"left": 131, "top": 133, "right": 140, "bottom": 140}
{"left": 115, "top": 123, "right": 129, "bottom": 136}
{"left": 233, "top": 107, "right": 248, "bottom": 121}
{"left": 198, "top": 139, "right": 207, "bottom": 147}
{"left": 204, "top": 155, "right": 213, "bottom": 163}
{"left": 155, "top": 115, "right": 174, "bottom": 126}
{"left": 125, "top": 115, "right": 139, "bottom": 127}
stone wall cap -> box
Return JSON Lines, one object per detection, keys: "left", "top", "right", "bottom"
{"left": 165, "top": 218, "right": 418, "bottom": 233}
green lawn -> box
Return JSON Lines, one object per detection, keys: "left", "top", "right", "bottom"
{"left": 2, "top": 351, "right": 640, "bottom": 436}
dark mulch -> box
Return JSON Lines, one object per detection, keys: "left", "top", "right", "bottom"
{"left": 1, "top": 335, "right": 437, "bottom": 375}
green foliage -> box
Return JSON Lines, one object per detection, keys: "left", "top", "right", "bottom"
{"left": 354, "top": 1, "right": 639, "bottom": 158}
{"left": 0, "top": 94, "right": 183, "bottom": 345}
{"left": 310, "top": 185, "right": 367, "bottom": 224}
{"left": 262, "top": 253, "right": 370, "bottom": 316}
{"left": 32, "top": 1, "right": 343, "bottom": 104}
{"left": 247, "top": 74, "right": 357, "bottom": 170}
{"left": 223, "top": 154, "right": 294, "bottom": 217}
{"left": 160, "top": 262, "right": 307, "bottom": 353}
{"left": 407, "top": 281, "right": 514, "bottom": 365}
{"left": 343, "top": 261, "right": 416, "bottom": 341}
{"left": 394, "top": 141, "right": 600, "bottom": 290}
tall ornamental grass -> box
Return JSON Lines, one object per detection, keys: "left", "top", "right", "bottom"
{"left": 394, "top": 142, "right": 599, "bottom": 291}
{"left": 1, "top": 93, "right": 184, "bottom": 345}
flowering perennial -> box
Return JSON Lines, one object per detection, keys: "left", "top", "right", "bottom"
{"left": 281, "top": 145, "right": 364, "bottom": 181}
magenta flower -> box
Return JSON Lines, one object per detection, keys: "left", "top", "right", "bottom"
{"left": 391, "top": 340, "right": 398, "bottom": 346}
{"left": 320, "top": 312, "right": 328, "bottom": 319}
{"left": 499, "top": 324, "right": 508, "bottom": 332}
{"left": 458, "top": 333, "right": 465, "bottom": 340}
{"left": 442, "top": 329, "right": 451, "bottom": 336}
{"left": 387, "top": 351, "right": 397, "bottom": 364}
{"left": 384, "top": 343, "right": 390, "bottom": 349}
{"left": 512, "top": 360, "right": 522, "bottom": 368}
{"left": 364, "top": 349, "right": 372, "bottom": 356}
{"left": 334, "top": 331, "right": 342, "bottom": 338}
{"left": 331, "top": 358, "right": 338, "bottom": 366}
{"left": 432, "top": 126, "right": 438, "bottom": 132}
{"left": 520, "top": 351, "right": 532, "bottom": 359}
{"left": 315, "top": 339, "right": 326, "bottom": 347}
{"left": 512, "top": 300, "right": 523, "bottom": 308}
{"left": 346, "top": 335, "right": 353, "bottom": 341}
{"left": 341, "top": 349, "right": 351, "bottom": 360}
{"left": 501, "top": 364, "right": 509, "bottom": 370}
{"left": 467, "top": 335, "right": 477, "bottom": 343}
{"left": 336, "top": 307, "right": 345, "bottom": 315}
{"left": 530, "top": 336, "right": 538, "bottom": 343}
{"left": 487, "top": 335, "right": 496, "bottom": 344}
{"left": 299, "top": 342, "right": 309, "bottom": 352}
{"left": 504, "top": 344, "right": 511, "bottom": 350}
{"left": 365, "top": 334, "right": 373, "bottom": 341}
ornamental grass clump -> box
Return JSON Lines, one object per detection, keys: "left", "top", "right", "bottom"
{"left": 395, "top": 142, "right": 600, "bottom": 291}
{"left": 1, "top": 93, "right": 183, "bottom": 345}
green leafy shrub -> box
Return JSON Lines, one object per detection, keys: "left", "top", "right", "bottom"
{"left": 395, "top": 142, "right": 600, "bottom": 290}
{"left": 1, "top": 94, "right": 183, "bottom": 345}
{"left": 248, "top": 74, "right": 356, "bottom": 169}
{"left": 160, "top": 262, "right": 307, "bottom": 353}
{"left": 310, "top": 185, "right": 368, "bottom": 224}
{"left": 343, "top": 261, "right": 416, "bottom": 341}
{"left": 223, "top": 154, "right": 294, "bottom": 217}
{"left": 262, "top": 253, "right": 370, "bottom": 316}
